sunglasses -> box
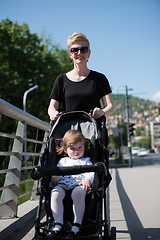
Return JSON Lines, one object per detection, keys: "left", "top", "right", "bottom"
{"left": 70, "top": 46, "right": 89, "bottom": 54}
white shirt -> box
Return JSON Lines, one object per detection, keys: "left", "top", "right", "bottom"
{"left": 55, "top": 157, "right": 95, "bottom": 190}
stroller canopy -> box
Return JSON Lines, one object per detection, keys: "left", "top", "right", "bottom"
{"left": 49, "top": 111, "right": 99, "bottom": 140}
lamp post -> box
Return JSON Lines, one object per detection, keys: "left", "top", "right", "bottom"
{"left": 23, "top": 79, "right": 38, "bottom": 167}
{"left": 125, "top": 86, "right": 133, "bottom": 168}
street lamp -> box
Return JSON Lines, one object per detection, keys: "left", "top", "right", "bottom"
{"left": 125, "top": 86, "right": 133, "bottom": 168}
{"left": 23, "top": 78, "right": 38, "bottom": 167}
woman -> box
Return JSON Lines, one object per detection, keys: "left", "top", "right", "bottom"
{"left": 48, "top": 32, "right": 114, "bottom": 121}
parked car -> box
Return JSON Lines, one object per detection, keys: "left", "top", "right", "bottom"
{"left": 132, "top": 147, "right": 139, "bottom": 155}
{"left": 137, "top": 148, "right": 148, "bottom": 156}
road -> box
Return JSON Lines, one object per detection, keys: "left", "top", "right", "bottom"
{"left": 132, "top": 152, "right": 160, "bottom": 167}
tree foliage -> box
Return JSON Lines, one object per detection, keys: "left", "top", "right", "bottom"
{"left": 138, "top": 137, "right": 151, "bottom": 149}
{"left": 0, "top": 18, "right": 72, "bottom": 122}
{"left": 109, "top": 121, "right": 127, "bottom": 158}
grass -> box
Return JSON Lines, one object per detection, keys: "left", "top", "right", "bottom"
{"left": 115, "top": 156, "right": 129, "bottom": 164}
{"left": 18, "top": 180, "right": 34, "bottom": 205}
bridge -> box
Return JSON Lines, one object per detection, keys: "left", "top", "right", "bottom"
{"left": 0, "top": 98, "right": 160, "bottom": 240}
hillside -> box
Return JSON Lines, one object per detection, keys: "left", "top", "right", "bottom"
{"left": 112, "top": 94, "right": 160, "bottom": 118}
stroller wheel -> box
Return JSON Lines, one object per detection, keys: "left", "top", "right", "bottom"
{"left": 32, "top": 233, "right": 45, "bottom": 240}
{"left": 110, "top": 226, "right": 116, "bottom": 240}
{"left": 32, "top": 237, "right": 43, "bottom": 240}
{"left": 98, "top": 235, "right": 103, "bottom": 240}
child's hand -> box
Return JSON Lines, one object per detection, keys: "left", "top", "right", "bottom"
{"left": 51, "top": 176, "right": 61, "bottom": 186}
{"left": 79, "top": 179, "right": 91, "bottom": 192}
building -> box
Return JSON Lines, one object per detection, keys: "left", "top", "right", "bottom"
{"left": 150, "top": 119, "right": 160, "bottom": 148}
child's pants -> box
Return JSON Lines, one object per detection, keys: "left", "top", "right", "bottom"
{"left": 51, "top": 185, "right": 86, "bottom": 225}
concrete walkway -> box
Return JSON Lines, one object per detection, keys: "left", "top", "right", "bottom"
{"left": 109, "top": 168, "right": 131, "bottom": 239}
{"left": 0, "top": 198, "right": 45, "bottom": 240}
{"left": 109, "top": 159, "right": 160, "bottom": 240}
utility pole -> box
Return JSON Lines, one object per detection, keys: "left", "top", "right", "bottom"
{"left": 23, "top": 79, "right": 38, "bottom": 168}
{"left": 126, "top": 85, "right": 132, "bottom": 168}
{"left": 119, "top": 128, "right": 124, "bottom": 164}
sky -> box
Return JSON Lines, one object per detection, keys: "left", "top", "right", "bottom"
{"left": 1, "top": 0, "right": 160, "bottom": 102}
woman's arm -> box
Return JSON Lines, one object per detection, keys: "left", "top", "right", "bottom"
{"left": 102, "top": 93, "right": 114, "bottom": 116}
{"left": 48, "top": 99, "right": 60, "bottom": 121}
{"left": 92, "top": 93, "right": 114, "bottom": 119}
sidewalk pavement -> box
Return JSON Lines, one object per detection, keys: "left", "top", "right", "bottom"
{"left": 0, "top": 198, "right": 44, "bottom": 240}
{"left": 109, "top": 157, "right": 160, "bottom": 240}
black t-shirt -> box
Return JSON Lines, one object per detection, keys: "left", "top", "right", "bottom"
{"left": 49, "top": 70, "right": 112, "bottom": 113}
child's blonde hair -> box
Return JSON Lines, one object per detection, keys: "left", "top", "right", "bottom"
{"left": 67, "top": 32, "right": 90, "bottom": 50}
{"left": 57, "top": 130, "right": 87, "bottom": 156}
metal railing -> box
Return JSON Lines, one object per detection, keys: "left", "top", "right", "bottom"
{"left": 0, "top": 98, "right": 49, "bottom": 218}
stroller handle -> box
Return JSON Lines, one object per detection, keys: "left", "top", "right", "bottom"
{"left": 31, "top": 163, "right": 107, "bottom": 181}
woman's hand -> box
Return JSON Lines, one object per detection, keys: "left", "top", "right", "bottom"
{"left": 49, "top": 110, "right": 59, "bottom": 122}
{"left": 91, "top": 94, "right": 114, "bottom": 119}
{"left": 48, "top": 99, "right": 60, "bottom": 121}
{"left": 51, "top": 176, "right": 61, "bottom": 186}
{"left": 79, "top": 179, "right": 91, "bottom": 192}
{"left": 92, "top": 107, "right": 105, "bottom": 119}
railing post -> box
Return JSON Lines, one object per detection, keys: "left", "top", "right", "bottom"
{"left": 0, "top": 121, "right": 24, "bottom": 218}
{"left": 31, "top": 131, "right": 48, "bottom": 200}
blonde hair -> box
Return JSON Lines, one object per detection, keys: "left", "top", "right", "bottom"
{"left": 67, "top": 32, "right": 90, "bottom": 50}
{"left": 57, "top": 130, "right": 87, "bottom": 156}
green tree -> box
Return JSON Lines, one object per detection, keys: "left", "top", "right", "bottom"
{"left": 0, "top": 18, "right": 72, "bottom": 122}
{"left": 139, "top": 137, "right": 151, "bottom": 149}
{"left": 109, "top": 121, "right": 127, "bottom": 158}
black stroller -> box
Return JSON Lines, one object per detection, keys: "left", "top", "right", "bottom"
{"left": 31, "top": 111, "right": 116, "bottom": 240}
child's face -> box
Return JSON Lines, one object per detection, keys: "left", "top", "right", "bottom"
{"left": 65, "top": 141, "right": 85, "bottom": 159}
